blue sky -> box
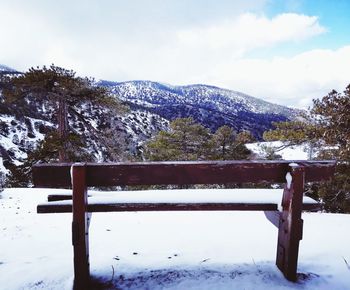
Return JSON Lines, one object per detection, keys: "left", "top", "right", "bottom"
{"left": 1, "top": 0, "right": 349, "bottom": 108}
{"left": 266, "top": 0, "right": 350, "bottom": 49}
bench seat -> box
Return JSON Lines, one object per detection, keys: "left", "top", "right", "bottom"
{"left": 37, "top": 188, "right": 321, "bottom": 213}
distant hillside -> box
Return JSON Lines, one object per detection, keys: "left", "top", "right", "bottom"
{"left": 100, "top": 80, "right": 302, "bottom": 138}
{"left": 0, "top": 65, "right": 304, "bottom": 182}
{"left": 0, "top": 64, "right": 22, "bottom": 75}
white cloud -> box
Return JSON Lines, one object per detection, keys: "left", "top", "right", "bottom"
{"left": 1, "top": 1, "right": 347, "bottom": 109}
{"left": 0, "top": 1, "right": 268, "bottom": 74}
{"left": 99, "top": 13, "right": 328, "bottom": 87}
{"left": 176, "top": 13, "right": 326, "bottom": 54}
{"left": 206, "top": 46, "right": 350, "bottom": 108}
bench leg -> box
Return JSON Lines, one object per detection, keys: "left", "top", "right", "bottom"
{"left": 72, "top": 164, "right": 90, "bottom": 290}
{"left": 276, "top": 165, "right": 304, "bottom": 281}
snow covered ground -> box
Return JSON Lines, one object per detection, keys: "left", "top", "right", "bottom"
{"left": 1, "top": 188, "right": 350, "bottom": 290}
{"left": 247, "top": 141, "right": 311, "bottom": 160}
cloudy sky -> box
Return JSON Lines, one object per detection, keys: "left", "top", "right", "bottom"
{"left": 1, "top": 0, "right": 349, "bottom": 108}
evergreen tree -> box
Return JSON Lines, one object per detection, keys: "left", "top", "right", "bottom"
{"left": 145, "top": 119, "right": 252, "bottom": 161}
{"left": 2, "top": 65, "right": 125, "bottom": 162}
{"left": 262, "top": 84, "right": 350, "bottom": 212}
{"left": 2, "top": 65, "right": 127, "bottom": 186}
{"left": 210, "top": 126, "right": 252, "bottom": 160}
{"left": 263, "top": 120, "right": 321, "bottom": 158}
{"left": 211, "top": 125, "right": 236, "bottom": 160}
{"left": 145, "top": 117, "right": 211, "bottom": 161}
{"left": 235, "top": 130, "right": 255, "bottom": 144}
{"left": 260, "top": 144, "right": 283, "bottom": 160}
{"left": 311, "top": 86, "right": 350, "bottom": 160}
{"left": 310, "top": 85, "right": 350, "bottom": 212}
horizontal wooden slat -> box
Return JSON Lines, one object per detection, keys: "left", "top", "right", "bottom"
{"left": 38, "top": 202, "right": 278, "bottom": 213}
{"left": 33, "top": 163, "right": 72, "bottom": 188}
{"left": 32, "top": 160, "right": 336, "bottom": 188}
{"left": 302, "top": 202, "right": 322, "bottom": 211}
{"left": 47, "top": 194, "right": 92, "bottom": 201}
{"left": 37, "top": 201, "right": 320, "bottom": 214}
{"left": 48, "top": 194, "right": 74, "bottom": 202}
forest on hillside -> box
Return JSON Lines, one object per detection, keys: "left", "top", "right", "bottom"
{"left": 0, "top": 65, "right": 349, "bottom": 213}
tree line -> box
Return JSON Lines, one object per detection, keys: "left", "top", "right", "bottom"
{"left": 145, "top": 117, "right": 254, "bottom": 161}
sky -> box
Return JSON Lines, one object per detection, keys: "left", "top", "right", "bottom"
{"left": 1, "top": 0, "right": 350, "bottom": 108}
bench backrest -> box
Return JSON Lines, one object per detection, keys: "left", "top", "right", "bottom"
{"left": 33, "top": 160, "right": 336, "bottom": 188}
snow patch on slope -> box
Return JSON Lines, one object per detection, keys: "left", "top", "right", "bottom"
{"left": 0, "top": 115, "right": 54, "bottom": 165}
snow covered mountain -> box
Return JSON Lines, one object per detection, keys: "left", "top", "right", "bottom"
{"left": 0, "top": 65, "right": 303, "bottom": 184}
{"left": 101, "top": 80, "right": 301, "bottom": 138}
{"left": 0, "top": 64, "right": 22, "bottom": 75}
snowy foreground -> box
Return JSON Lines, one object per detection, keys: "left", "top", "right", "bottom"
{"left": 1, "top": 188, "right": 350, "bottom": 290}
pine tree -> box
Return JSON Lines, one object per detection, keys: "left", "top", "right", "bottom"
{"left": 262, "top": 84, "right": 350, "bottom": 212}
{"left": 312, "top": 86, "right": 350, "bottom": 160}
{"left": 3, "top": 65, "right": 125, "bottom": 162}
{"left": 263, "top": 119, "right": 321, "bottom": 158}
{"left": 2, "top": 65, "right": 127, "bottom": 186}
{"left": 210, "top": 126, "right": 252, "bottom": 160}
{"left": 235, "top": 130, "right": 255, "bottom": 144}
{"left": 145, "top": 117, "right": 211, "bottom": 161}
{"left": 310, "top": 85, "right": 350, "bottom": 212}
{"left": 145, "top": 119, "right": 252, "bottom": 161}
{"left": 211, "top": 125, "right": 236, "bottom": 160}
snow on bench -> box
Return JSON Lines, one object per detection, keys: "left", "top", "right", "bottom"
{"left": 37, "top": 188, "right": 321, "bottom": 213}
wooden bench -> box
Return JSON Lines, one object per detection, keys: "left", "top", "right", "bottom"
{"left": 33, "top": 160, "right": 335, "bottom": 289}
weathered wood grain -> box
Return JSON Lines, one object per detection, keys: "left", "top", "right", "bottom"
{"left": 33, "top": 160, "right": 336, "bottom": 188}
{"left": 37, "top": 200, "right": 320, "bottom": 213}
{"left": 71, "top": 164, "right": 90, "bottom": 290}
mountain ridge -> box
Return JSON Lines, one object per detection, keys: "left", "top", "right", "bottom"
{"left": 100, "top": 80, "right": 301, "bottom": 138}
{"left": 0, "top": 64, "right": 22, "bottom": 75}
